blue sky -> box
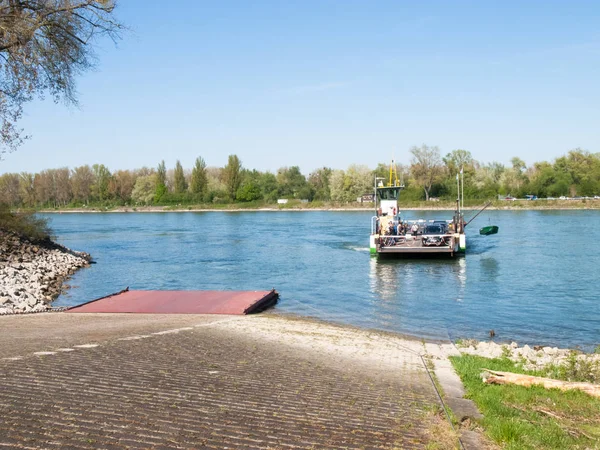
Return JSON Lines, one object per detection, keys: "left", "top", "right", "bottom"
{"left": 2, "top": 0, "right": 599, "bottom": 174}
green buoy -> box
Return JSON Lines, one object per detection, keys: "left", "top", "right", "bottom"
{"left": 479, "top": 225, "right": 499, "bottom": 236}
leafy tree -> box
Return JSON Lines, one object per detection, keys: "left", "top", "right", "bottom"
{"left": 223, "top": 154, "right": 242, "bottom": 200}
{"left": 345, "top": 165, "right": 373, "bottom": 199}
{"left": 409, "top": 144, "right": 444, "bottom": 200}
{"left": 277, "top": 166, "right": 308, "bottom": 198}
{"left": 373, "top": 161, "right": 407, "bottom": 187}
{"left": 488, "top": 162, "right": 505, "bottom": 183}
{"left": 190, "top": 156, "right": 207, "bottom": 195}
{"left": 308, "top": 167, "right": 332, "bottom": 201}
{"left": 205, "top": 167, "right": 226, "bottom": 202}
{"left": 532, "top": 164, "right": 549, "bottom": 197}
{"left": 1, "top": 146, "right": 598, "bottom": 208}
{"left": 373, "top": 162, "right": 389, "bottom": 182}
{"left": 0, "top": 173, "right": 21, "bottom": 206}
{"left": 111, "top": 170, "right": 136, "bottom": 202}
{"left": 131, "top": 175, "right": 156, "bottom": 205}
{"left": 0, "top": 1, "right": 124, "bottom": 155}
{"left": 155, "top": 160, "right": 167, "bottom": 202}
{"left": 236, "top": 170, "right": 262, "bottom": 202}
{"left": 71, "top": 165, "right": 94, "bottom": 204}
{"left": 471, "top": 162, "right": 502, "bottom": 198}
{"left": 91, "top": 164, "right": 111, "bottom": 201}
{"left": 34, "top": 170, "right": 55, "bottom": 206}
{"left": 511, "top": 157, "right": 526, "bottom": 173}
{"left": 258, "top": 172, "right": 278, "bottom": 202}
{"left": 443, "top": 149, "right": 474, "bottom": 174}
{"left": 327, "top": 166, "right": 373, "bottom": 203}
{"left": 54, "top": 168, "right": 71, "bottom": 206}
{"left": 329, "top": 170, "right": 347, "bottom": 202}
{"left": 135, "top": 166, "right": 154, "bottom": 177}
{"left": 173, "top": 160, "right": 187, "bottom": 194}
{"left": 549, "top": 172, "right": 573, "bottom": 196}
{"left": 441, "top": 150, "right": 478, "bottom": 199}
{"left": 554, "top": 149, "right": 600, "bottom": 196}
{"left": 528, "top": 161, "right": 570, "bottom": 197}
{"left": 500, "top": 157, "right": 529, "bottom": 196}
{"left": 18, "top": 172, "right": 36, "bottom": 206}
{"left": 236, "top": 183, "right": 261, "bottom": 202}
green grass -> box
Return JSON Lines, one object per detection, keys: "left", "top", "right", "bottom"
{"left": 450, "top": 355, "right": 600, "bottom": 449}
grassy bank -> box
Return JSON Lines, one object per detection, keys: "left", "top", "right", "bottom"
{"left": 32, "top": 198, "right": 600, "bottom": 213}
{"left": 450, "top": 355, "right": 600, "bottom": 449}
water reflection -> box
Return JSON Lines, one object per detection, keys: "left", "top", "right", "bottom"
{"left": 480, "top": 257, "right": 499, "bottom": 281}
{"left": 368, "top": 257, "right": 468, "bottom": 330}
{"left": 455, "top": 257, "right": 467, "bottom": 302}
{"left": 368, "top": 257, "right": 401, "bottom": 329}
{"left": 369, "top": 257, "right": 467, "bottom": 300}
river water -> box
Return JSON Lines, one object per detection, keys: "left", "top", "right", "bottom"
{"left": 46, "top": 210, "right": 600, "bottom": 350}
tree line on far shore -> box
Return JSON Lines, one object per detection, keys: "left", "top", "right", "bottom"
{"left": 1, "top": 146, "right": 599, "bottom": 209}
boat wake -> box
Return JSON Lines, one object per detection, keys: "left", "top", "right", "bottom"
{"left": 346, "top": 245, "right": 370, "bottom": 252}
{"left": 466, "top": 235, "right": 497, "bottom": 255}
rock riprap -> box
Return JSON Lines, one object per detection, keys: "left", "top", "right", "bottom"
{"left": 457, "top": 339, "right": 600, "bottom": 371}
{"left": 0, "top": 230, "right": 91, "bottom": 314}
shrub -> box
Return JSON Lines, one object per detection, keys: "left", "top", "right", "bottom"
{"left": 555, "top": 352, "right": 600, "bottom": 383}
{"left": 0, "top": 204, "right": 51, "bottom": 241}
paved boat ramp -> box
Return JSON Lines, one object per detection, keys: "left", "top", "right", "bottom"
{"left": 0, "top": 290, "right": 481, "bottom": 449}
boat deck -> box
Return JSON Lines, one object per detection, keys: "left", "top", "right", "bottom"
{"left": 379, "top": 246, "right": 455, "bottom": 254}
{"left": 378, "top": 235, "right": 459, "bottom": 255}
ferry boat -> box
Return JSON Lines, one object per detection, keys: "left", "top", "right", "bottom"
{"left": 369, "top": 164, "right": 466, "bottom": 257}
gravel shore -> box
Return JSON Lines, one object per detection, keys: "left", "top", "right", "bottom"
{"left": 0, "top": 230, "right": 91, "bottom": 314}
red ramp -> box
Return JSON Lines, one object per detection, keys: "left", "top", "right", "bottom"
{"left": 66, "top": 289, "right": 278, "bottom": 315}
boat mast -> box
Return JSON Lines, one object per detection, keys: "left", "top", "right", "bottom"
{"left": 461, "top": 166, "right": 464, "bottom": 211}
{"left": 456, "top": 172, "right": 460, "bottom": 214}
{"left": 374, "top": 174, "right": 378, "bottom": 216}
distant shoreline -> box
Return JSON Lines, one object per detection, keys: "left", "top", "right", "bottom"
{"left": 37, "top": 202, "right": 600, "bottom": 213}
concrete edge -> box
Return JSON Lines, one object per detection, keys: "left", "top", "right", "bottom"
{"left": 423, "top": 343, "right": 488, "bottom": 450}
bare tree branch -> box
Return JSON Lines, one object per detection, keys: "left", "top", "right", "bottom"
{"left": 0, "top": 0, "right": 124, "bottom": 156}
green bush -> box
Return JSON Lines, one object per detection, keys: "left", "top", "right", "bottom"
{"left": 545, "top": 351, "right": 600, "bottom": 383}
{"left": 0, "top": 204, "right": 51, "bottom": 241}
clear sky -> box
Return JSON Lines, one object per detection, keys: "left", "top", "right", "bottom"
{"left": 1, "top": 0, "right": 599, "bottom": 175}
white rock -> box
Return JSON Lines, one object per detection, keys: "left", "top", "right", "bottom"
{"left": 0, "top": 232, "right": 90, "bottom": 315}
{"left": 32, "top": 303, "right": 47, "bottom": 312}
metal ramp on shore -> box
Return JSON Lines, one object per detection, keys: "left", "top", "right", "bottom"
{"left": 66, "top": 289, "right": 278, "bottom": 315}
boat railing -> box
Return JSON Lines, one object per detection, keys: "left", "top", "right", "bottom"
{"left": 371, "top": 216, "right": 378, "bottom": 234}
{"left": 380, "top": 233, "right": 453, "bottom": 247}
{"left": 402, "top": 219, "right": 452, "bottom": 224}
{"left": 379, "top": 232, "right": 451, "bottom": 238}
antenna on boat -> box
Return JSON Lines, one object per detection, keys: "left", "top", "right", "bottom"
{"left": 388, "top": 159, "right": 400, "bottom": 187}
{"left": 461, "top": 166, "right": 465, "bottom": 211}
{"left": 399, "top": 163, "right": 404, "bottom": 187}
{"left": 456, "top": 172, "right": 460, "bottom": 214}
